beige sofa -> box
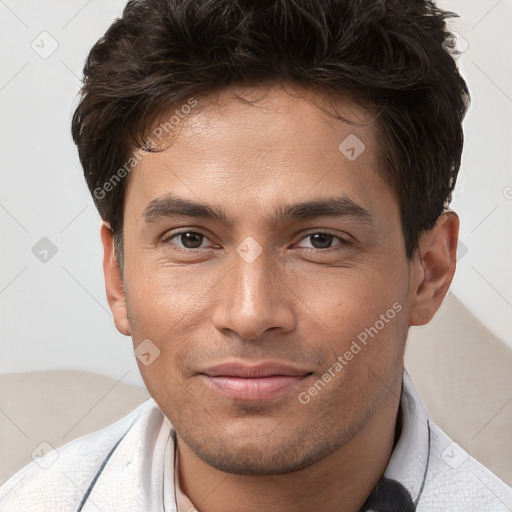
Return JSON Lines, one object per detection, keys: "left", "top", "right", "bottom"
{"left": 1, "top": 292, "right": 511, "bottom": 486}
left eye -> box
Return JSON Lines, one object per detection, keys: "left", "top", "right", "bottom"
{"left": 166, "top": 231, "right": 212, "bottom": 249}
{"left": 296, "top": 233, "right": 349, "bottom": 249}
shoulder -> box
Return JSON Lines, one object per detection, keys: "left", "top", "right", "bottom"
{"left": 417, "top": 420, "right": 512, "bottom": 511}
{"left": 0, "top": 399, "right": 163, "bottom": 512}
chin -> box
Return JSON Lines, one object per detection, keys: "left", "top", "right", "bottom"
{"left": 182, "top": 430, "right": 339, "bottom": 476}
{"left": 198, "top": 446, "right": 317, "bottom": 476}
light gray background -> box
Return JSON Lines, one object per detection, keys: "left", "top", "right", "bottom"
{"left": 1, "top": 0, "right": 511, "bottom": 388}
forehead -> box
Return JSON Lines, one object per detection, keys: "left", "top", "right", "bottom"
{"left": 124, "top": 83, "right": 397, "bottom": 225}
{"left": 152, "top": 83, "right": 377, "bottom": 159}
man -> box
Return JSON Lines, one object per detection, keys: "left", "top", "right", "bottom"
{"left": 1, "top": 0, "right": 510, "bottom": 510}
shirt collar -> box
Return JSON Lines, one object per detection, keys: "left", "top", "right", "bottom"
{"left": 360, "top": 369, "right": 430, "bottom": 511}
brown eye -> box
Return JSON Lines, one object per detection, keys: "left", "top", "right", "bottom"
{"left": 167, "top": 231, "right": 209, "bottom": 249}
{"left": 296, "top": 232, "right": 350, "bottom": 250}
{"left": 309, "top": 233, "right": 335, "bottom": 249}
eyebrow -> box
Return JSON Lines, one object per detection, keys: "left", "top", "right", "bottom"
{"left": 142, "top": 194, "right": 374, "bottom": 226}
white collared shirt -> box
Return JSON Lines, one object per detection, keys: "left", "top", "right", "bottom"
{"left": 1, "top": 371, "right": 510, "bottom": 511}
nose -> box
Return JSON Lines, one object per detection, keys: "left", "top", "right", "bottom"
{"left": 211, "top": 245, "right": 297, "bottom": 340}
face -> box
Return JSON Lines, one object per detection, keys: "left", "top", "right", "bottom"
{"left": 111, "top": 84, "right": 417, "bottom": 475}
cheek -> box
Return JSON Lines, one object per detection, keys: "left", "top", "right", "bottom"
{"left": 293, "top": 265, "right": 408, "bottom": 381}
{"left": 123, "top": 262, "right": 223, "bottom": 397}
{"left": 294, "top": 263, "right": 406, "bottom": 331}
{"left": 126, "top": 260, "right": 215, "bottom": 330}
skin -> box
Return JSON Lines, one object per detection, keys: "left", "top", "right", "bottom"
{"left": 101, "top": 83, "right": 459, "bottom": 512}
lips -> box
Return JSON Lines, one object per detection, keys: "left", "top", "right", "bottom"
{"left": 199, "top": 362, "right": 312, "bottom": 401}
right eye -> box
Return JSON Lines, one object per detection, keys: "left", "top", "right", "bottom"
{"left": 163, "top": 231, "right": 214, "bottom": 250}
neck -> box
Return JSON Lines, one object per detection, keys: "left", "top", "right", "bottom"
{"left": 176, "top": 379, "right": 401, "bottom": 512}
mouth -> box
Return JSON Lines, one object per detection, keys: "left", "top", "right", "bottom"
{"left": 199, "top": 361, "right": 313, "bottom": 401}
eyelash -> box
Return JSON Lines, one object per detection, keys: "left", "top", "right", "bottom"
{"left": 162, "top": 230, "right": 352, "bottom": 251}
{"left": 296, "top": 232, "right": 352, "bottom": 250}
{"left": 162, "top": 230, "right": 214, "bottom": 250}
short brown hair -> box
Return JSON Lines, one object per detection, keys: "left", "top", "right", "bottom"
{"left": 71, "top": 0, "right": 470, "bottom": 261}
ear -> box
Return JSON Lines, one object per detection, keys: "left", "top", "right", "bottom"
{"left": 100, "top": 223, "right": 131, "bottom": 336}
{"left": 408, "top": 211, "right": 459, "bottom": 326}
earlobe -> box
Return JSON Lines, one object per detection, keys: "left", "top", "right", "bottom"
{"left": 100, "top": 223, "right": 131, "bottom": 336}
{"left": 408, "top": 211, "right": 459, "bottom": 326}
